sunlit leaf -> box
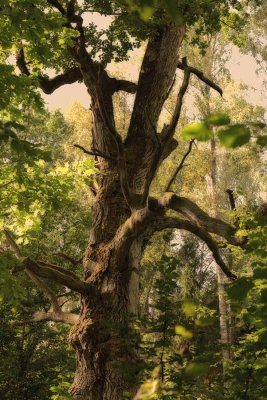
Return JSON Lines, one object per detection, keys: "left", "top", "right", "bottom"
{"left": 181, "top": 122, "right": 212, "bottom": 141}
{"left": 175, "top": 325, "right": 193, "bottom": 338}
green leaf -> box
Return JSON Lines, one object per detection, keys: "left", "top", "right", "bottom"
{"left": 181, "top": 122, "right": 212, "bottom": 141}
{"left": 218, "top": 124, "right": 251, "bottom": 148}
{"left": 205, "top": 113, "right": 230, "bottom": 126}
{"left": 227, "top": 277, "right": 254, "bottom": 300}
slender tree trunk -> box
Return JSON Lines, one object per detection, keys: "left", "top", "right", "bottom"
{"left": 216, "top": 265, "right": 231, "bottom": 360}
{"left": 210, "top": 136, "right": 231, "bottom": 362}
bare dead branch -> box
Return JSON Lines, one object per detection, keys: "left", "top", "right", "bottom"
{"left": 26, "top": 269, "right": 62, "bottom": 314}
{"left": 74, "top": 144, "right": 116, "bottom": 161}
{"left": 165, "top": 139, "right": 194, "bottom": 191}
{"left": 36, "top": 260, "right": 82, "bottom": 281}
{"left": 177, "top": 58, "right": 223, "bottom": 97}
{"left": 4, "top": 230, "right": 81, "bottom": 324}
{"left": 4, "top": 230, "right": 89, "bottom": 294}
{"left": 157, "top": 193, "right": 240, "bottom": 246}
{"left": 13, "top": 311, "right": 79, "bottom": 325}
{"left": 161, "top": 60, "right": 191, "bottom": 144}
{"left": 150, "top": 216, "right": 236, "bottom": 280}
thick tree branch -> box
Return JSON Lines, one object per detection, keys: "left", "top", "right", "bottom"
{"left": 16, "top": 48, "right": 83, "bottom": 94}
{"left": 4, "top": 230, "right": 89, "bottom": 294}
{"left": 165, "top": 139, "right": 194, "bottom": 191}
{"left": 14, "top": 257, "right": 89, "bottom": 294}
{"left": 14, "top": 311, "right": 79, "bottom": 325}
{"left": 157, "top": 193, "right": 240, "bottom": 245}
{"left": 36, "top": 260, "right": 82, "bottom": 281}
{"left": 112, "top": 79, "right": 137, "bottom": 94}
{"left": 113, "top": 208, "right": 155, "bottom": 267}
{"left": 4, "top": 230, "right": 80, "bottom": 324}
{"left": 150, "top": 216, "right": 236, "bottom": 280}
{"left": 177, "top": 58, "right": 223, "bottom": 96}
{"left": 38, "top": 68, "right": 83, "bottom": 94}
{"left": 94, "top": 91, "right": 137, "bottom": 209}
{"left": 47, "top": 0, "right": 66, "bottom": 15}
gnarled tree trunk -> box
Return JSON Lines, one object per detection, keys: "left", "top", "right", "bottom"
{"left": 68, "top": 24, "right": 186, "bottom": 400}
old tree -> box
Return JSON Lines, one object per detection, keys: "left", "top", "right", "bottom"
{"left": 1, "top": 0, "right": 264, "bottom": 399}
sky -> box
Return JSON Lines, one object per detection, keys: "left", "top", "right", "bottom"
{"left": 43, "top": 45, "right": 267, "bottom": 114}
{"left": 42, "top": 12, "right": 267, "bottom": 114}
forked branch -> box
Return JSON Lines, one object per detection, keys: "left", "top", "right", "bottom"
{"left": 4, "top": 230, "right": 79, "bottom": 324}
{"left": 161, "top": 59, "right": 191, "bottom": 144}
{"left": 16, "top": 48, "right": 83, "bottom": 94}
{"left": 165, "top": 139, "right": 194, "bottom": 191}
{"left": 158, "top": 193, "right": 240, "bottom": 245}
{"left": 161, "top": 57, "right": 223, "bottom": 145}
{"left": 177, "top": 58, "right": 223, "bottom": 96}
{"left": 4, "top": 230, "right": 89, "bottom": 295}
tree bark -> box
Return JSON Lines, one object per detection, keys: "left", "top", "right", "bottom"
{"left": 210, "top": 135, "right": 231, "bottom": 362}
{"left": 69, "top": 24, "right": 185, "bottom": 400}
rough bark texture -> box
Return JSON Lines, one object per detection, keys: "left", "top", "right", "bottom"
{"left": 68, "top": 24, "right": 186, "bottom": 400}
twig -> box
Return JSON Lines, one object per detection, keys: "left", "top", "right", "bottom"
{"left": 74, "top": 144, "right": 116, "bottom": 161}
{"left": 161, "top": 59, "right": 191, "bottom": 143}
{"left": 165, "top": 139, "right": 194, "bottom": 191}
{"left": 177, "top": 57, "right": 223, "bottom": 97}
